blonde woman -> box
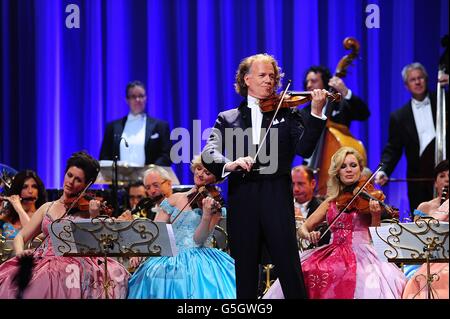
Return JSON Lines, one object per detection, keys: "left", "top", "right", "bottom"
{"left": 265, "top": 147, "right": 406, "bottom": 299}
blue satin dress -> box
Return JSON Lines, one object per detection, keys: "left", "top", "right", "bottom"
{"left": 127, "top": 199, "right": 236, "bottom": 299}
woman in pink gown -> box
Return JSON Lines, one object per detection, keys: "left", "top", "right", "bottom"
{"left": 403, "top": 159, "right": 448, "bottom": 299}
{"left": 0, "top": 151, "right": 129, "bottom": 299}
{"left": 264, "top": 147, "right": 406, "bottom": 299}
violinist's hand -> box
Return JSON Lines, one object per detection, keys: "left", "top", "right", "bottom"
{"left": 369, "top": 199, "right": 382, "bottom": 214}
{"left": 310, "top": 89, "right": 328, "bottom": 117}
{"left": 224, "top": 156, "right": 254, "bottom": 172}
{"left": 375, "top": 171, "right": 389, "bottom": 186}
{"left": 201, "top": 197, "right": 219, "bottom": 218}
{"left": 89, "top": 199, "right": 101, "bottom": 218}
{"left": 328, "top": 76, "right": 349, "bottom": 97}
{"left": 306, "top": 230, "right": 321, "bottom": 245}
{"left": 117, "top": 210, "right": 133, "bottom": 221}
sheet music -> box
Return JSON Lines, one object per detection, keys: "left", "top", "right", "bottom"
{"left": 50, "top": 218, "right": 178, "bottom": 257}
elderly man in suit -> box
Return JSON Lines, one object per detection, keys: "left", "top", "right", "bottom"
{"left": 202, "top": 53, "right": 327, "bottom": 299}
{"left": 375, "top": 63, "right": 448, "bottom": 213}
{"left": 99, "top": 81, "right": 172, "bottom": 166}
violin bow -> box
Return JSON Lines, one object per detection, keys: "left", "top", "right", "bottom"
{"left": 61, "top": 180, "right": 94, "bottom": 218}
{"left": 318, "top": 163, "right": 383, "bottom": 242}
{"left": 169, "top": 186, "right": 207, "bottom": 224}
{"left": 252, "top": 80, "right": 292, "bottom": 166}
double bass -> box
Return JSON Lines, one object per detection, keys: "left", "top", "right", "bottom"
{"left": 310, "top": 37, "right": 367, "bottom": 196}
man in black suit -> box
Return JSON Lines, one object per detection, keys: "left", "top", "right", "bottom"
{"left": 99, "top": 81, "right": 172, "bottom": 166}
{"left": 375, "top": 62, "right": 448, "bottom": 213}
{"left": 292, "top": 165, "right": 330, "bottom": 247}
{"left": 201, "top": 54, "right": 327, "bottom": 299}
{"left": 301, "top": 66, "right": 370, "bottom": 127}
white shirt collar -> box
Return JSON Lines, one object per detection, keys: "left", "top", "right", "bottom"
{"left": 411, "top": 96, "right": 430, "bottom": 108}
{"left": 247, "top": 95, "right": 260, "bottom": 108}
{"left": 127, "top": 112, "right": 146, "bottom": 121}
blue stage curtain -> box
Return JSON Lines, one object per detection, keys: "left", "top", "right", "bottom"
{"left": 1, "top": 0, "right": 448, "bottom": 217}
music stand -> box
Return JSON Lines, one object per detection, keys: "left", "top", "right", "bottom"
{"left": 49, "top": 216, "right": 177, "bottom": 298}
{"left": 370, "top": 218, "right": 449, "bottom": 299}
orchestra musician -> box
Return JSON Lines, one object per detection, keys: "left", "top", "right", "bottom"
{"left": 127, "top": 156, "right": 236, "bottom": 299}
{"left": 300, "top": 65, "right": 369, "bottom": 128}
{"left": 0, "top": 170, "right": 47, "bottom": 240}
{"left": 264, "top": 147, "right": 407, "bottom": 299}
{"left": 292, "top": 165, "right": 329, "bottom": 247}
{"left": 0, "top": 151, "right": 129, "bottom": 299}
{"left": 99, "top": 80, "right": 172, "bottom": 166}
{"left": 375, "top": 63, "right": 449, "bottom": 213}
{"left": 119, "top": 165, "right": 174, "bottom": 221}
{"left": 201, "top": 53, "right": 327, "bottom": 299}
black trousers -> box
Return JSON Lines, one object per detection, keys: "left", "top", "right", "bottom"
{"left": 227, "top": 174, "right": 307, "bottom": 299}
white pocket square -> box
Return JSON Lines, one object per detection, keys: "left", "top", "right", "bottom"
{"left": 150, "top": 133, "right": 160, "bottom": 139}
{"left": 272, "top": 118, "right": 285, "bottom": 126}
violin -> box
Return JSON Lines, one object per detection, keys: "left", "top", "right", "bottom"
{"left": 259, "top": 91, "right": 341, "bottom": 113}
{"left": 63, "top": 193, "right": 113, "bottom": 216}
{"left": 131, "top": 194, "right": 164, "bottom": 219}
{"left": 336, "top": 176, "right": 399, "bottom": 217}
{"left": 188, "top": 185, "right": 225, "bottom": 213}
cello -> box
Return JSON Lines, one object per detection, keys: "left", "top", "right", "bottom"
{"left": 309, "top": 37, "right": 368, "bottom": 196}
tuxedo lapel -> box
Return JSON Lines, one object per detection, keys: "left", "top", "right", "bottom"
{"left": 145, "top": 116, "right": 156, "bottom": 146}
{"left": 238, "top": 101, "right": 252, "bottom": 130}
{"left": 403, "top": 102, "right": 420, "bottom": 145}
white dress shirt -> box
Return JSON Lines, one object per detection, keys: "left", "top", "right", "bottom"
{"left": 411, "top": 96, "right": 435, "bottom": 156}
{"left": 120, "top": 113, "right": 147, "bottom": 166}
{"left": 247, "top": 95, "right": 263, "bottom": 145}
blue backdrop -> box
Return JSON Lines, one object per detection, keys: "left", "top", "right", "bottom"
{"left": 1, "top": 0, "right": 448, "bottom": 217}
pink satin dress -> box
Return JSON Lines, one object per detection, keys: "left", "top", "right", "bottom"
{"left": 0, "top": 202, "right": 130, "bottom": 299}
{"left": 264, "top": 201, "right": 406, "bottom": 299}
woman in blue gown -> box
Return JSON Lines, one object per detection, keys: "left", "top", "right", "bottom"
{"left": 127, "top": 156, "right": 236, "bottom": 299}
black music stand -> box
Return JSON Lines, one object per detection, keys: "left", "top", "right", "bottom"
{"left": 370, "top": 218, "right": 449, "bottom": 299}
{"left": 49, "top": 216, "right": 177, "bottom": 298}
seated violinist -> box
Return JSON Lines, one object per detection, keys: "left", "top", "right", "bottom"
{"left": 264, "top": 147, "right": 406, "bottom": 299}
{"left": 0, "top": 151, "right": 129, "bottom": 299}
{"left": 127, "top": 155, "right": 236, "bottom": 299}
{"left": 118, "top": 165, "right": 174, "bottom": 221}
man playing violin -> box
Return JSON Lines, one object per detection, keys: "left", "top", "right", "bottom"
{"left": 202, "top": 53, "right": 328, "bottom": 299}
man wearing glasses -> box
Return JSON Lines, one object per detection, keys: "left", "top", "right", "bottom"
{"left": 99, "top": 80, "right": 172, "bottom": 167}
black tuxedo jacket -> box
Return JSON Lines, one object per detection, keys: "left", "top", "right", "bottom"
{"left": 99, "top": 115, "right": 172, "bottom": 166}
{"left": 202, "top": 100, "right": 326, "bottom": 182}
{"left": 380, "top": 92, "right": 448, "bottom": 210}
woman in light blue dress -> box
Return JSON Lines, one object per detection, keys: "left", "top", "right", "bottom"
{"left": 127, "top": 157, "right": 236, "bottom": 299}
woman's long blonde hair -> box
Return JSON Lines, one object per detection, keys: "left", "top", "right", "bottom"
{"left": 326, "top": 147, "right": 364, "bottom": 200}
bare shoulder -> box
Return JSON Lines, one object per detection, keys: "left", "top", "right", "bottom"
{"left": 167, "top": 192, "right": 185, "bottom": 206}
{"left": 417, "top": 201, "right": 432, "bottom": 214}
